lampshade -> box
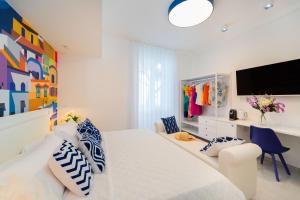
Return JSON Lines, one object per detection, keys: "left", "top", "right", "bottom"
{"left": 168, "top": 0, "right": 214, "bottom": 28}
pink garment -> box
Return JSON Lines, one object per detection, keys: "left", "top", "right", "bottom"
{"left": 190, "top": 87, "right": 202, "bottom": 116}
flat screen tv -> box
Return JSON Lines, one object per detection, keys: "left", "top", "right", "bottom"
{"left": 236, "top": 59, "right": 300, "bottom": 96}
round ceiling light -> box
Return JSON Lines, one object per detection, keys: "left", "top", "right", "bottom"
{"left": 168, "top": 0, "right": 214, "bottom": 28}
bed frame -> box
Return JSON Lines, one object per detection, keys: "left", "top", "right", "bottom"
{"left": 0, "top": 108, "right": 51, "bottom": 164}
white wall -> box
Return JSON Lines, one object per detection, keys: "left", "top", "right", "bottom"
{"left": 59, "top": 34, "right": 189, "bottom": 131}
{"left": 58, "top": 35, "right": 132, "bottom": 131}
{"left": 180, "top": 10, "right": 300, "bottom": 167}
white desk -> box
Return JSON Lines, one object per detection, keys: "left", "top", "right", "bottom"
{"left": 216, "top": 118, "right": 300, "bottom": 138}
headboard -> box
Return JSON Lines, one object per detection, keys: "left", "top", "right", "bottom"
{"left": 0, "top": 108, "right": 51, "bottom": 164}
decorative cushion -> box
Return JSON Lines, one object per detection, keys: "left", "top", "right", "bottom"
{"left": 200, "top": 137, "right": 245, "bottom": 157}
{"left": 77, "top": 119, "right": 102, "bottom": 144}
{"left": 78, "top": 136, "right": 105, "bottom": 174}
{"left": 161, "top": 116, "right": 180, "bottom": 134}
{"left": 48, "top": 140, "right": 93, "bottom": 197}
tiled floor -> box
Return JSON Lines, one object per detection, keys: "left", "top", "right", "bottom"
{"left": 254, "top": 158, "right": 300, "bottom": 200}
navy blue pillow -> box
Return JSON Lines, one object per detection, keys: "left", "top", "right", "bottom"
{"left": 78, "top": 135, "right": 105, "bottom": 174}
{"left": 77, "top": 118, "right": 102, "bottom": 144}
{"left": 161, "top": 116, "right": 180, "bottom": 134}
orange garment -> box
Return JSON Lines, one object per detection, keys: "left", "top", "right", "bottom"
{"left": 202, "top": 83, "right": 210, "bottom": 105}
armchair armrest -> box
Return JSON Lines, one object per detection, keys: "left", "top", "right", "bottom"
{"left": 219, "top": 143, "right": 262, "bottom": 164}
{"left": 155, "top": 122, "right": 166, "bottom": 134}
{"left": 218, "top": 143, "right": 262, "bottom": 199}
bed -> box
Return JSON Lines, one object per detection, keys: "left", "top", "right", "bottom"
{"left": 103, "top": 129, "right": 245, "bottom": 200}
{"left": 64, "top": 129, "right": 245, "bottom": 200}
{"left": 0, "top": 110, "right": 246, "bottom": 200}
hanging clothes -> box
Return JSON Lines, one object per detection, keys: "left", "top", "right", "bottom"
{"left": 202, "top": 83, "right": 210, "bottom": 105}
{"left": 183, "top": 85, "right": 189, "bottom": 118}
{"left": 195, "top": 83, "right": 204, "bottom": 106}
{"left": 217, "top": 81, "right": 227, "bottom": 107}
{"left": 208, "top": 80, "right": 215, "bottom": 106}
{"left": 190, "top": 86, "right": 202, "bottom": 116}
{"left": 186, "top": 86, "right": 194, "bottom": 118}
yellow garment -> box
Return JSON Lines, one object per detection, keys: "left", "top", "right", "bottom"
{"left": 175, "top": 132, "right": 196, "bottom": 141}
{"left": 183, "top": 85, "right": 189, "bottom": 96}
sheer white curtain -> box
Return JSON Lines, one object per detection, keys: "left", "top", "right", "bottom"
{"left": 132, "top": 42, "right": 178, "bottom": 130}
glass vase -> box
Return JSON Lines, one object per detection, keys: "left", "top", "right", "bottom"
{"left": 260, "top": 112, "right": 267, "bottom": 126}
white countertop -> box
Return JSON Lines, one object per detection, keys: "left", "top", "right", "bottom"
{"left": 198, "top": 116, "right": 300, "bottom": 138}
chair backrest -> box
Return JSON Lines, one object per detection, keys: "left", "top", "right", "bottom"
{"left": 250, "top": 126, "right": 283, "bottom": 152}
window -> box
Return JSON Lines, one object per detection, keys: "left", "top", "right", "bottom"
{"left": 132, "top": 43, "right": 178, "bottom": 129}
{"left": 44, "top": 87, "right": 48, "bottom": 97}
{"left": 20, "top": 101, "right": 26, "bottom": 113}
{"left": 21, "top": 28, "right": 25, "bottom": 37}
{"left": 50, "top": 87, "right": 54, "bottom": 96}
{"left": 21, "top": 83, "right": 26, "bottom": 92}
{"left": 36, "top": 86, "right": 40, "bottom": 98}
{"left": 31, "top": 34, "right": 34, "bottom": 44}
{"left": 10, "top": 82, "right": 16, "bottom": 91}
{"left": 0, "top": 103, "right": 6, "bottom": 117}
{"left": 24, "top": 49, "right": 27, "bottom": 59}
{"left": 51, "top": 74, "right": 55, "bottom": 83}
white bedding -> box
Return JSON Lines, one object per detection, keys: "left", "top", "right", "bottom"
{"left": 0, "top": 135, "right": 64, "bottom": 200}
{"left": 0, "top": 129, "right": 245, "bottom": 200}
{"left": 65, "top": 129, "right": 245, "bottom": 200}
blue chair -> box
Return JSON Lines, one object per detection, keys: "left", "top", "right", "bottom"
{"left": 250, "top": 126, "right": 291, "bottom": 182}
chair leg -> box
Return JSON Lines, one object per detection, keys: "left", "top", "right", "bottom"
{"left": 271, "top": 154, "right": 280, "bottom": 182}
{"left": 278, "top": 153, "right": 291, "bottom": 176}
{"left": 261, "top": 152, "right": 265, "bottom": 165}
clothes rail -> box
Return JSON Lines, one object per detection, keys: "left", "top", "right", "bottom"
{"left": 185, "top": 76, "right": 225, "bottom": 85}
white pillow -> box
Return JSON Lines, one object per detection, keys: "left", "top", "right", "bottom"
{"left": 21, "top": 135, "right": 51, "bottom": 154}
{"left": 54, "top": 120, "right": 79, "bottom": 146}
{"left": 0, "top": 135, "right": 64, "bottom": 200}
{"left": 200, "top": 137, "right": 245, "bottom": 157}
{"left": 49, "top": 140, "right": 93, "bottom": 197}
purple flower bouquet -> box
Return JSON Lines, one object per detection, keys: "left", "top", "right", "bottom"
{"left": 247, "top": 95, "right": 285, "bottom": 124}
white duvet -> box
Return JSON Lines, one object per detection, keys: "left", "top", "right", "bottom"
{"left": 0, "top": 129, "right": 246, "bottom": 200}
{"left": 66, "top": 129, "right": 246, "bottom": 200}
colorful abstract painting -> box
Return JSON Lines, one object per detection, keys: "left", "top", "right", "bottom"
{"left": 0, "top": 0, "right": 58, "bottom": 129}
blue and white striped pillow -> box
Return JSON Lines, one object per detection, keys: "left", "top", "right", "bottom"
{"left": 48, "top": 140, "right": 93, "bottom": 196}
{"left": 77, "top": 119, "right": 102, "bottom": 144}
{"left": 78, "top": 136, "right": 105, "bottom": 174}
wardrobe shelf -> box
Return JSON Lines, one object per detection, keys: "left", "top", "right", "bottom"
{"left": 182, "top": 120, "right": 198, "bottom": 127}
{"left": 181, "top": 127, "right": 199, "bottom": 136}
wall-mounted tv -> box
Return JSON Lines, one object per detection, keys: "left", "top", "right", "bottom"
{"left": 236, "top": 59, "right": 300, "bottom": 96}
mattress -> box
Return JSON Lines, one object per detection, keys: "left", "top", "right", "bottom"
{"left": 64, "top": 129, "right": 245, "bottom": 200}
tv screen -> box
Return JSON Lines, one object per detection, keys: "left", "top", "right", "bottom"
{"left": 236, "top": 59, "right": 300, "bottom": 96}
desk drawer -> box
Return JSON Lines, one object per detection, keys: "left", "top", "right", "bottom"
{"left": 198, "top": 118, "right": 217, "bottom": 127}
{"left": 199, "top": 126, "right": 217, "bottom": 141}
{"left": 217, "top": 121, "right": 237, "bottom": 137}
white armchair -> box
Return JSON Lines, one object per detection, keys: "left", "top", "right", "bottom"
{"left": 219, "top": 143, "right": 261, "bottom": 199}
{"left": 155, "top": 122, "right": 261, "bottom": 200}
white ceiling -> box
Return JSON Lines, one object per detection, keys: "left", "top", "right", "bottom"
{"left": 6, "top": 0, "right": 102, "bottom": 57}
{"left": 103, "top": 0, "right": 300, "bottom": 53}
{"left": 6, "top": 0, "right": 300, "bottom": 55}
